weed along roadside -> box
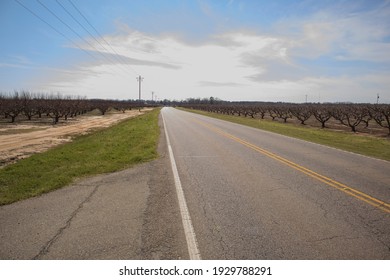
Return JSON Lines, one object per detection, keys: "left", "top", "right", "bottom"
{"left": 0, "top": 108, "right": 161, "bottom": 205}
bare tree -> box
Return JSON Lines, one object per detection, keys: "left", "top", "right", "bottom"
{"left": 0, "top": 93, "right": 5, "bottom": 118}
{"left": 290, "top": 105, "right": 312, "bottom": 125}
{"left": 20, "top": 91, "right": 38, "bottom": 120}
{"left": 273, "top": 105, "right": 292, "bottom": 123}
{"left": 268, "top": 107, "right": 278, "bottom": 121}
{"left": 4, "top": 92, "right": 23, "bottom": 123}
{"left": 256, "top": 106, "right": 267, "bottom": 119}
{"left": 93, "top": 99, "right": 111, "bottom": 115}
{"left": 311, "top": 105, "right": 332, "bottom": 128}
{"left": 332, "top": 105, "right": 368, "bottom": 133}
{"left": 46, "top": 93, "right": 69, "bottom": 124}
{"left": 370, "top": 104, "right": 390, "bottom": 135}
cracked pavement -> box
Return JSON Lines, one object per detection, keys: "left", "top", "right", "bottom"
{"left": 0, "top": 115, "right": 188, "bottom": 260}
{"left": 162, "top": 108, "right": 390, "bottom": 259}
{"left": 1, "top": 108, "right": 389, "bottom": 259}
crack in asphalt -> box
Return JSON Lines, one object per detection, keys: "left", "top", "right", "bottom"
{"left": 309, "top": 235, "right": 345, "bottom": 243}
{"left": 316, "top": 199, "right": 331, "bottom": 220}
{"left": 32, "top": 183, "right": 100, "bottom": 259}
{"left": 363, "top": 214, "right": 390, "bottom": 253}
{"left": 308, "top": 235, "right": 362, "bottom": 244}
{"left": 193, "top": 172, "right": 230, "bottom": 259}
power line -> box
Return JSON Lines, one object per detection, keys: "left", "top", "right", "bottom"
{"left": 55, "top": 0, "right": 135, "bottom": 76}
{"left": 14, "top": 0, "right": 142, "bottom": 100}
{"left": 36, "top": 0, "right": 126, "bottom": 77}
{"left": 66, "top": 0, "right": 143, "bottom": 100}
{"left": 13, "top": 0, "right": 101, "bottom": 64}
{"left": 67, "top": 0, "right": 139, "bottom": 75}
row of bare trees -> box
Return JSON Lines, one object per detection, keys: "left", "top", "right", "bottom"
{"left": 182, "top": 102, "right": 390, "bottom": 135}
{"left": 0, "top": 91, "right": 142, "bottom": 124}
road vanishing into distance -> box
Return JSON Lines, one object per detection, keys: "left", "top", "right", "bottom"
{"left": 161, "top": 107, "right": 390, "bottom": 259}
{"left": 1, "top": 107, "right": 389, "bottom": 260}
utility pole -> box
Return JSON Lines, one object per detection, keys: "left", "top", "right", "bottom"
{"left": 152, "top": 91, "right": 154, "bottom": 102}
{"left": 305, "top": 94, "right": 308, "bottom": 103}
{"left": 136, "top": 75, "right": 144, "bottom": 111}
{"left": 377, "top": 93, "right": 380, "bottom": 104}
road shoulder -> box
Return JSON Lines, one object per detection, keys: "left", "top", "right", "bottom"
{"left": 0, "top": 112, "right": 188, "bottom": 259}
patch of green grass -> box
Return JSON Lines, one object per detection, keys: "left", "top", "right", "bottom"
{"left": 0, "top": 109, "right": 161, "bottom": 205}
{"left": 181, "top": 108, "right": 390, "bottom": 161}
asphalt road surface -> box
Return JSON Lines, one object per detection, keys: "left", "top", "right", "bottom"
{"left": 0, "top": 115, "right": 188, "bottom": 260}
{"left": 1, "top": 107, "right": 389, "bottom": 260}
{"left": 161, "top": 107, "right": 390, "bottom": 259}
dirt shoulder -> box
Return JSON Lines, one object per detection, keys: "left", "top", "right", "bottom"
{"left": 0, "top": 109, "right": 151, "bottom": 167}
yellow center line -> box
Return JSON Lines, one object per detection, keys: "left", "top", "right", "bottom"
{"left": 192, "top": 118, "right": 390, "bottom": 214}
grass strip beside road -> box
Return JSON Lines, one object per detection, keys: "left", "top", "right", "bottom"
{"left": 181, "top": 108, "right": 390, "bottom": 161}
{"left": 0, "top": 108, "right": 161, "bottom": 205}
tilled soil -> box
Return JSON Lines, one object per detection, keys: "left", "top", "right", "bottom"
{"left": 0, "top": 110, "right": 149, "bottom": 167}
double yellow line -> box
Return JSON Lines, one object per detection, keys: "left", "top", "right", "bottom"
{"left": 193, "top": 118, "right": 390, "bottom": 214}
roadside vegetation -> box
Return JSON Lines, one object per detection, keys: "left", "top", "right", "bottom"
{"left": 180, "top": 107, "right": 390, "bottom": 161}
{"left": 0, "top": 108, "right": 161, "bottom": 205}
{"left": 0, "top": 91, "right": 160, "bottom": 124}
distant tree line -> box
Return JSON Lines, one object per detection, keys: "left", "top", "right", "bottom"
{"left": 3, "top": 92, "right": 389, "bottom": 135}
{"left": 0, "top": 91, "right": 151, "bottom": 124}
{"left": 179, "top": 99, "right": 390, "bottom": 135}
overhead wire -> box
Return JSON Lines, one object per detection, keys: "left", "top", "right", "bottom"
{"left": 55, "top": 0, "right": 137, "bottom": 76}
{"left": 35, "top": 0, "right": 126, "bottom": 77}
{"left": 14, "top": 0, "right": 102, "bottom": 65}
{"left": 67, "top": 0, "right": 139, "bottom": 75}
{"left": 14, "top": 0, "right": 143, "bottom": 99}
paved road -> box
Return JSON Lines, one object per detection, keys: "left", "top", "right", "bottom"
{"left": 0, "top": 115, "right": 188, "bottom": 260}
{"left": 1, "top": 108, "right": 389, "bottom": 260}
{"left": 162, "top": 107, "right": 390, "bottom": 259}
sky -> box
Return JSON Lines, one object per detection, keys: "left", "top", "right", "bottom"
{"left": 0, "top": 0, "right": 390, "bottom": 103}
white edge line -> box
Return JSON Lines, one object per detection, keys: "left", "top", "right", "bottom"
{"left": 161, "top": 109, "right": 201, "bottom": 260}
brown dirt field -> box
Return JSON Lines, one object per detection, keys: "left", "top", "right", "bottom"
{"left": 0, "top": 109, "right": 151, "bottom": 167}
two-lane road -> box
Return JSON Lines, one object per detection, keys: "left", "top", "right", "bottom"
{"left": 161, "top": 107, "right": 390, "bottom": 259}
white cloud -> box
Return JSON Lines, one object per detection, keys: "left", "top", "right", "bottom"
{"left": 41, "top": 29, "right": 276, "bottom": 100}
{"left": 281, "top": 5, "right": 390, "bottom": 62}
{"left": 34, "top": 5, "right": 390, "bottom": 104}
